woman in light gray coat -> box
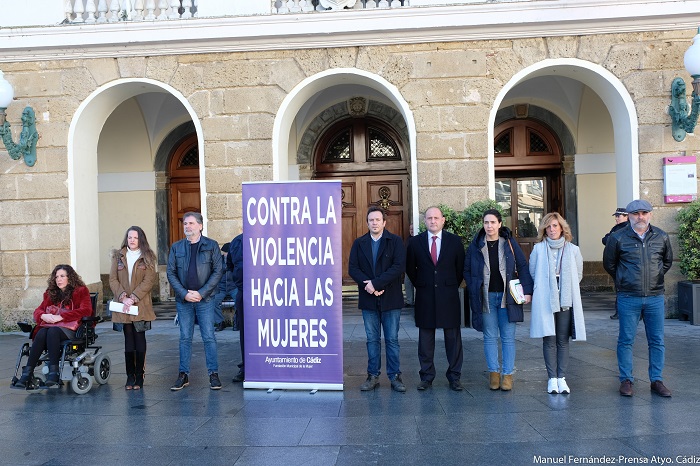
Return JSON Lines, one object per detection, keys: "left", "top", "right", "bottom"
{"left": 529, "top": 212, "right": 585, "bottom": 395}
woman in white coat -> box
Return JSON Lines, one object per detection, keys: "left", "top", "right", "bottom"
{"left": 529, "top": 212, "right": 585, "bottom": 394}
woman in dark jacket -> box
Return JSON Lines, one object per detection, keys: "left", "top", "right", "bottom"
{"left": 14, "top": 264, "right": 93, "bottom": 389}
{"left": 464, "top": 209, "right": 533, "bottom": 391}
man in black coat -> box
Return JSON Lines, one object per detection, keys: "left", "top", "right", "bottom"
{"left": 348, "top": 206, "right": 407, "bottom": 392}
{"left": 406, "top": 206, "right": 466, "bottom": 391}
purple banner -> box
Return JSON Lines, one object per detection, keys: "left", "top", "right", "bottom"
{"left": 242, "top": 181, "right": 343, "bottom": 390}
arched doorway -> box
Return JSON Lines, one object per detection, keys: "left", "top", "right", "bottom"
{"left": 313, "top": 116, "right": 409, "bottom": 285}
{"left": 494, "top": 118, "right": 563, "bottom": 258}
{"left": 168, "top": 133, "right": 201, "bottom": 243}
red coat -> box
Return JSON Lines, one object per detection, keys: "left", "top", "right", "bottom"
{"left": 33, "top": 286, "right": 93, "bottom": 331}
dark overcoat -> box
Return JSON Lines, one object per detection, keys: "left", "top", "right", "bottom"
{"left": 406, "top": 230, "right": 465, "bottom": 328}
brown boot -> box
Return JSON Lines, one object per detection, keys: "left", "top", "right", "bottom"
{"left": 489, "top": 372, "right": 500, "bottom": 390}
{"left": 501, "top": 374, "right": 513, "bottom": 391}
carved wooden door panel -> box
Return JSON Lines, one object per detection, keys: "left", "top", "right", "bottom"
{"left": 168, "top": 134, "right": 200, "bottom": 244}
{"left": 336, "top": 174, "right": 408, "bottom": 285}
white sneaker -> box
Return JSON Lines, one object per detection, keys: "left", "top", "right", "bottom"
{"left": 557, "top": 377, "right": 570, "bottom": 394}
{"left": 547, "top": 378, "right": 559, "bottom": 394}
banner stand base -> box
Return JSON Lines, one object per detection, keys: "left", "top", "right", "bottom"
{"left": 244, "top": 381, "right": 343, "bottom": 391}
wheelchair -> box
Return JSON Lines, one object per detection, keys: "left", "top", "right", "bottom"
{"left": 10, "top": 292, "right": 111, "bottom": 395}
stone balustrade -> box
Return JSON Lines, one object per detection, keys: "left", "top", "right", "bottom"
{"left": 61, "top": 0, "right": 410, "bottom": 24}
{"left": 64, "top": 0, "right": 199, "bottom": 23}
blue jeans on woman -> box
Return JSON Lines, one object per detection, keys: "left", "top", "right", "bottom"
{"left": 176, "top": 299, "right": 219, "bottom": 375}
{"left": 362, "top": 309, "right": 401, "bottom": 380}
{"left": 617, "top": 293, "right": 665, "bottom": 382}
{"left": 483, "top": 292, "right": 516, "bottom": 375}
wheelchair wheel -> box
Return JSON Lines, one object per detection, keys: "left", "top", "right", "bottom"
{"left": 93, "top": 353, "right": 111, "bottom": 385}
{"left": 70, "top": 374, "right": 93, "bottom": 395}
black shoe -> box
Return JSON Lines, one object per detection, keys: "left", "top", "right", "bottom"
{"left": 360, "top": 375, "right": 380, "bottom": 391}
{"left": 13, "top": 366, "right": 34, "bottom": 389}
{"left": 610, "top": 312, "right": 618, "bottom": 320}
{"left": 417, "top": 380, "right": 432, "bottom": 391}
{"left": 214, "top": 322, "right": 228, "bottom": 332}
{"left": 450, "top": 380, "right": 465, "bottom": 391}
{"left": 232, "top": 369, "right": 245, "bottom": 383}
{"left": 209, "top": 373, "right": 222, "bottom": 390}
{"left": 390, "top": 375, "right": 406, "bottom": 393}
{"left": 45, "top": 365, "right": 60, "bottom": 388}
{"left": 170, "top": 372, "right": 189, "bottom": 391}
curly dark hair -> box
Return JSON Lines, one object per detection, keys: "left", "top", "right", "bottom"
{"left": 46, "top": 264, "right": 85, "bottom": 305}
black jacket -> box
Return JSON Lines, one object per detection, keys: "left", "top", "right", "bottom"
{"left": 603, "top": 223, "right": 673, "bottom": 296}
{"left": 463, "top": 226, "right": 533, "bottom": 332}
{"left": 601, "top": 220, "right": 628, "bottom": 245}
{"left": 166, "top": 235, "right": 223, "bottom": 302}
{"left": 348, "top": 229, "right": 406, "bottom": 312}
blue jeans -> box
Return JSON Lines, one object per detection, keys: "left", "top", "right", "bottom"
{"left": 176, "top": 299, "right": 219, "bottom": 375}
{"left": 483, "top": 292, "right": 516, "bottom": 375}
{"left": 362, "top": 309, "right": 401, "bottom": 380}
{"left": 617, "top": 293, "right": 665, "bottom": 383}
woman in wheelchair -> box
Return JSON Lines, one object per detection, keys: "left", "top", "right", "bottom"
{"left": 15, "top": 264, "right": 93, "bottom": 388}
{"left": 109, "top": 226, "right": 156, "bottom": 390}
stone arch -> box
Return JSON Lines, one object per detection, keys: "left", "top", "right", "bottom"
{"left": 490, "top": 58, "right": 639, "bottom": 208}
{"left": 153, "top": 121, "right": 196, "bottom": 265}
{"left": 272, "top": 68, "right": 419, "bottom": 228}
{"left": 67, "top": 79, "right": 204, "bottom": 284}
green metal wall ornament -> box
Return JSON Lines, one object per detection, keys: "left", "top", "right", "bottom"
{"left": 0, "top": 70, "right": 39, "bottom": 167}
{"left": 0, "top": 106, "right": 39, "bottom": 167}
{"left": 669, "top": 77, "right": 700, "bottom": 142}
{"left": 670, "top": 27, "right": 700, "bottom": 142}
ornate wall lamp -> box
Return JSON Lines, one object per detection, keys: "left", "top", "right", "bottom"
{"left": 670, "top": 28, "right": 700, "bottom": 142}
{"left": 0, "top": 70, "right": 38, "bottom": 167}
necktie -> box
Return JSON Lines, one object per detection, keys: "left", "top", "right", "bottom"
{"left": 431, "top": 235, "right": 438, "bottom": 265}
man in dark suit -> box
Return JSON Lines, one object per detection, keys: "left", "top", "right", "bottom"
{"left": 348, "top": 206, "right": 407, "bottom": 392}
{"left": 406, "top": 206, "right": 466, "bottom": 391}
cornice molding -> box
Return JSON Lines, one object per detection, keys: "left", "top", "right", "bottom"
{"left": 2, "top": 0, "right": 700, "bottom": 62}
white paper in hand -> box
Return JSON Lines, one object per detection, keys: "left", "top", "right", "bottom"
{"left": 109, "top": 301, "right": 139, "bottom": 316}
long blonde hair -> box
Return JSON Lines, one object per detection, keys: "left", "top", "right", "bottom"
{"left": 536, "top": 212, "right": 573, "bottom": 242}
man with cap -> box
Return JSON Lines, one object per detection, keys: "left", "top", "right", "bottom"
{"left": 603, "top": 199, "right": 673, "bottom": 397}
{"left": 602, "top": 207, "right": 629, "bottom": 319}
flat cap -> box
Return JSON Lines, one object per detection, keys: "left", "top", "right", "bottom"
{"left": 625, "top": 199, "right": 653, "bottom": 214}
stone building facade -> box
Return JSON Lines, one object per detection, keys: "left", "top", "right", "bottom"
{"left": 1, "top": 1, "right": 700, "bottom": 326}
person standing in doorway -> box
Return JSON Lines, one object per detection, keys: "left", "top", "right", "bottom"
{"left": 406, "top": 206, "right": 465, "bottom": 391}
{"left": 603, "top": 199, "right": 673, "bottom": 397}
{"left": 602, "top": 207, "right": 628, "bottom": 320}
{"left": 167, "top": 212, "right": 224, "bottom": 391}
{"left": 349, "top": 206, "right": 407, "bottom": 392}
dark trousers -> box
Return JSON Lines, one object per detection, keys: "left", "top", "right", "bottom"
{"left": 27, "top": 327, "right": 69, "bottom": 367}
{"left": 236, "top": 291, "right": 245, "bottom": 371}
{"left": 418, "top": 327, "right": 463, "bottom": 383}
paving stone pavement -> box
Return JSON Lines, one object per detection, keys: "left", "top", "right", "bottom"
{"left": 1, "top": 292, "right": 700, "bottom": 465}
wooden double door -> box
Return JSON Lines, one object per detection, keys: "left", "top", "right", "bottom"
{"left": 313, "top": 116, "right": 410, "bottom": 285}
{"left": 317, "top": 174, "right": 409, "bottom": 285}
{"left": 494, "top": 118, "right": 564, "bottom": 259}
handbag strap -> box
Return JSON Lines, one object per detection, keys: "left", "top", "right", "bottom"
{"left": 506, "top": 239, "right": 519, "bottom": 278}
